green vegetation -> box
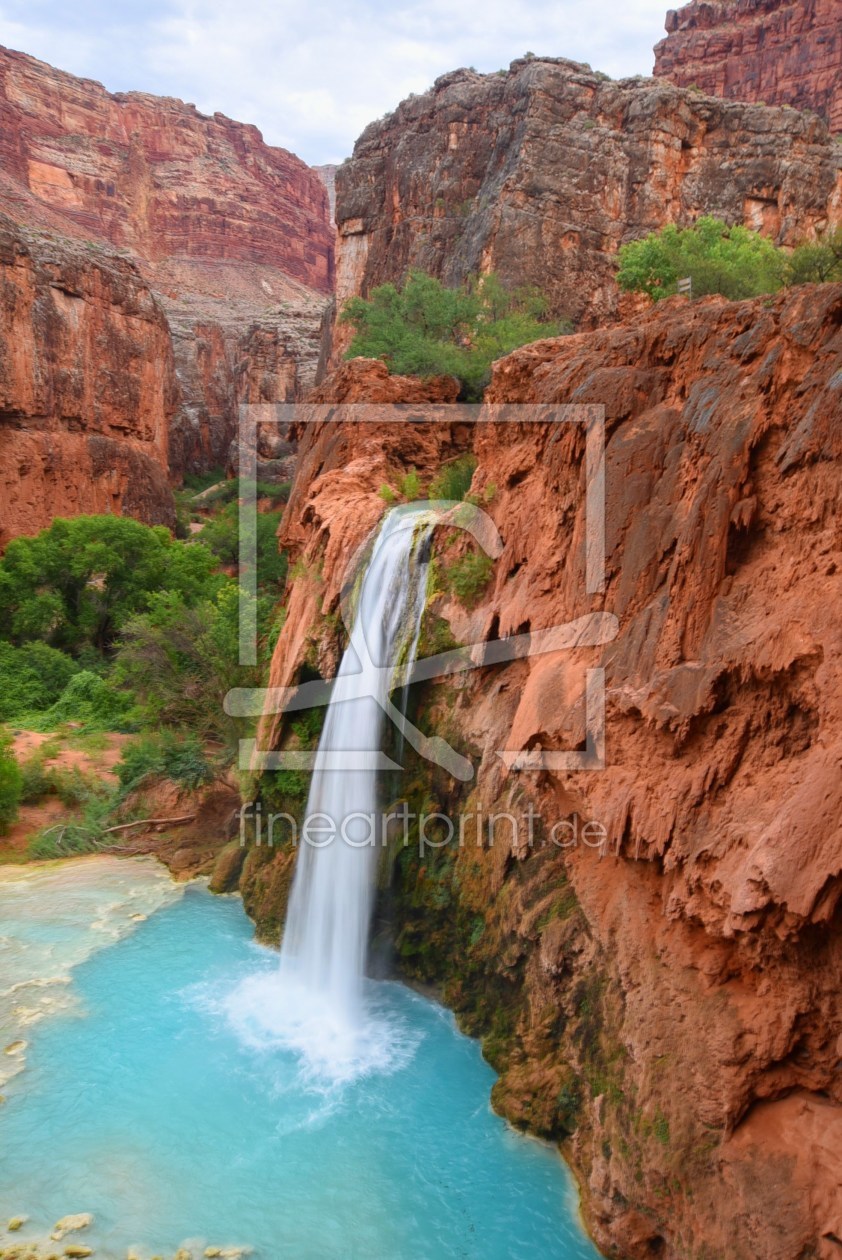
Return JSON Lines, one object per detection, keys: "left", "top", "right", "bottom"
{"left": 618, "top": 217, "right": 842, "bottom": 302}
{"left": 0, "top": 733, "right": 22, "bottom": 835}
{"left": 429, "top": 454, "right": 478, "bottom": 502}
{"left": 617, "top": 217, "right": 787, "bottom": 301}
{"left": 379, "top": 453, "right": 482, "bottom": 506}
{"left": 445, "top": 549, "right": 495, "bottom": 607}
{"left": 0, "top": 515, "right": 223, "bottom": 655}
{"left": 198, "top": 502, "right": 288, "bottom": 589}
{"left": 0, "top": 642, "right": 79, "bottom": 721}
{"left": 0, "top": 490, "right": 290, "bottom": 858}
{"left": 116, "top": 730, "right": 213, "bottom": 795}
{"left": 787, "top": 228, "right": 842, "bottom": 285}
{"left": 340, "top": 270, "right": 567, "bottom": 399}
{"left": 114, "top": 585, "right": 277, "bottom": 748}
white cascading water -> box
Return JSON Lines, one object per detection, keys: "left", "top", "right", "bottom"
{"left": 225, "top": 505, "right": 432, "bottom": 1081}
{"left": 279, "top": 505, "right": 431, "bottom": 1019}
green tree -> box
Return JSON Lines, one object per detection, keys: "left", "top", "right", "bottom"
{"left": 617, "top": 217, "right": 788, "bottom": 301}
{"left": 197, "top": 505, "right": 287, "bottom": 591}
{"left": 0, "top": 733, "right": 23, "bottom": 835}
{"left": 787, "top": 228, "right": 842, "bottom": 285}
{"left": 114, "top": 585, "right": 278, "bottom": 751}
{"left": 0, "top": 516, "right": 224, "bottom": 655}
{"left": 340, "top": 271, "right": 566, "bottom": 399}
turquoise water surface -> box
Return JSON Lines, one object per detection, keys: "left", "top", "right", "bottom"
{"left": 0, "top": 870, "right": 601, "bottom": 1259}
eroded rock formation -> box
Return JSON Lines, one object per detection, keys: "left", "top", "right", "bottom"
{"left": 330, "top": 56, "right": 842, "bottom": 351}
{"left": 654, "top": 0, "right": 842, "bottom": 133}
{"left": 240, "top": 285, "right": 842, "bottom": 1258}
{"left": 0, "top": 214, "right": 177, "bottom": 543}
{"left": 0, "top": 44, "right": 333, "bottom": 539}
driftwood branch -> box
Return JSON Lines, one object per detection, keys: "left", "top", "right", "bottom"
{"left": 101, "top": 814, "right": 196, "bottom": 835}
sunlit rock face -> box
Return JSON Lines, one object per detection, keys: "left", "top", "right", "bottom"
{"left": 0, "top": 44, "right": 334, "bottom": 540}
{"left": 248, "top": 285, "right": 842, "bottom": 1259}
{"left": 655, "top": 0, "right": 842, "bottom": 134}
{"left": 328, "top": 54, "right": 842, "bottom": 356}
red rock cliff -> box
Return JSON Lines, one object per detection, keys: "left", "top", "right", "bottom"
{"left": 654, "top": 0, "right": 842, "bottom": 134}
{"left": 0, "top": 45, "right": 332, "bottom": 291}
{"left": 0, "top": 214, "right": 177, "bottom": 544}
{"left": 0, "top": 45, "right": 334, "bottom": 539}
{"left": 246, "top": 285, "right": 842, "bottom": 1259}
{"left": 331, "top": 57, "right": 842, "bottom": 345}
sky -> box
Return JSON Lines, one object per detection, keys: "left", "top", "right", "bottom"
{"left": 0, "top": 0, "right": 672, "bottom": 165}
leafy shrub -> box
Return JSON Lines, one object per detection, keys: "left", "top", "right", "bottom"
{"left": 446, "top": 550, "right": 495, "bottom": 606}
{"left": 0, "top": 642, "right": 80, "bottom": 721}
{"left": 28, "top": 793, "right": 117, "bottom": 859}
{"left": 398, "top": 469, "right": 423, "bottom": 500}
{"left": 117, "top": 730, "right": 213, "bottom": 795}
{"left": 114, "top": 585, "right": 273, "bottom": 749}
{"left": 429, "top": 454, "right": 478, "bottom": 502}
{"left": 19, "top": 753, "right": 50, "bottom": 803}
{"left": 37, "top": 670, "right": 133, "bottom": 731}
{"left": 0, "top": 734, "right": 22, "bottom": 834}
{"left": 20, "top": 751, "right": 103, "bottom": 807}
{"left": 340, "top": 270, "right": 567, "bottom": 399}
{"left": 617, "top": 217, "right": 787, "bottom": 301}
{"left": 0, "top": 515, "right": 224, "bottom": 655}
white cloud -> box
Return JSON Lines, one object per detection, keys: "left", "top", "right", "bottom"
{"left": 0, "top": 0, "right": 671, "bottom": 164}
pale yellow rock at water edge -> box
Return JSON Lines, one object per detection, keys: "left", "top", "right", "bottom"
{"left": 51, "top": 1215, "right": 93, "bottom": 1242}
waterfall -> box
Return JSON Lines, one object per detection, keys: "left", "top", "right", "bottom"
{"left": 277, "top": 505, "right": 432, "bottom": 1033}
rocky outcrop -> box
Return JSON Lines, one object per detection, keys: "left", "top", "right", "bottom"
{"left": 330, "top": 57, "right": 842, "bottom": 345}
{"left": 245, "top": 284, "right": 842, "bottom": 1258}
{"left": 654, "top": 0, "right": 842, "bottom": 133}
{"left": 0, "top": 44, "right": 334, "bottom": 537}
{"left": 0, "top": 214, "right": 177, "bottom": 544}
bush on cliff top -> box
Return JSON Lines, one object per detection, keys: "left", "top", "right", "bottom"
{"left": 340, "top": 270, "right": 567, "bottom": 399}
{"left": 617, "top": 217, "right": 787, "bottom": 301}
{"left": 618, "top": 217, "right": 842, "bottom": 302}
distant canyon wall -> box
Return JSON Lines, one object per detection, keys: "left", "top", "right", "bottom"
{"left": 0, "top": 44, "right": 334, "bottom": 541}
{"left": 654, "top": 0, "right": 842, "bottom": 133}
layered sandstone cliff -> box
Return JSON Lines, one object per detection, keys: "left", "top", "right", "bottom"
{"left": 330, "top": 57, "right": 842, "bottom": 349}
{"left": 239, "top": 285, "right": 842, "bottom": 1258}
{"left": 0, "top": 213, "right": 177, "bottom": 543}
{"left": 654, "top": 0, "right": 842, "bottom": 133}
{"left": 0, "top": 44, "right": 333, "bottom": 538}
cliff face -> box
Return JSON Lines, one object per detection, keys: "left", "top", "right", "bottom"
{"left": 0, "top": 44, "right": 334, "bottom": 539}
{"left": 654, "top": 0, "right": 842, "bottom": 133}
{"left": 331, "top": 57, "right": 842, "bottom": 344}
{"left": 241, "top": 285, "right": 842, "bottom": 1258}
{"left": 0, "top": 214, "right": 177, "bottom": 544}
{"left": 0, "top": 45, "right": 332, "bottom": 290}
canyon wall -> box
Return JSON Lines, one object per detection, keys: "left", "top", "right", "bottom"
{"left": 330, "top": 56, "right": 842, "bottom": 349}
{"left": 237, "top": 283, "right": 842, "bottom": 1259}
{"left": 0, "top": 213, "right": 177, "bottom": 544}
{"left": 0, "top": 45, "right": 333, "bottom": 539}
{"left": 654, "top": 0, "right": 842, "bottom": 133}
